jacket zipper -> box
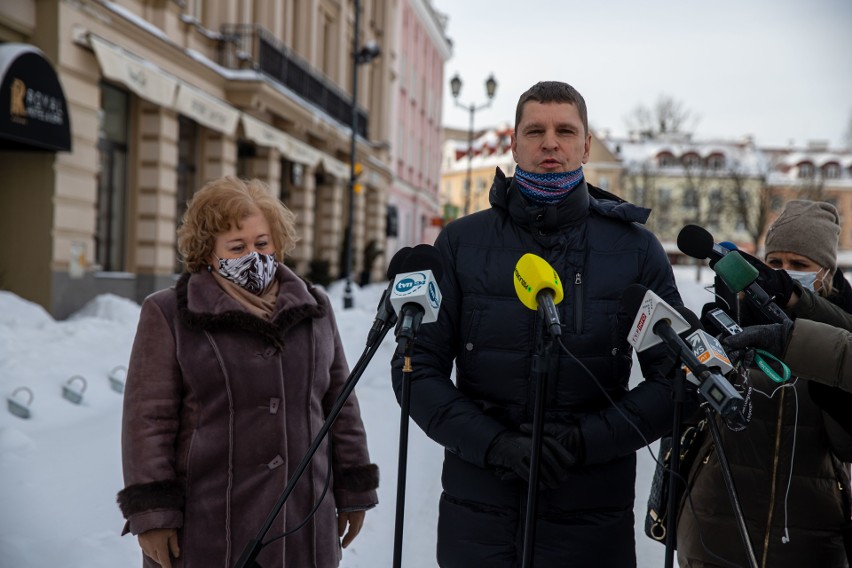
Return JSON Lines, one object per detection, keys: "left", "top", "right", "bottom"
{"left": 761, "top": 387, "right": 786, "bottom": 568}
{"left": 574, "top": 272, "right": 583, "bottom": 332}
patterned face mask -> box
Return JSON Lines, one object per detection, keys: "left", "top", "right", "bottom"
{"left": 216, "top": 252, "right": 278, "bottom": 294}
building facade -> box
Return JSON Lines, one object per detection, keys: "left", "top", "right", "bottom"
{"left": 0, "top": 0, "right": 395, "bottom": 318}
{"left": 386, "top": 0, "right": 450, "bottom": 255}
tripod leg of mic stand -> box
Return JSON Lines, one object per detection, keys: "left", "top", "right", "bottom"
{"left": 392, "top": 356, "right": 413, "bottom": 568}
{"left": 521, "top": 337, "right": 553, "bottom": 568}
{"left": 704, "top": 408, "right": 760, "bottom": 568}
{"left": 664, "top": 369, "right": 688, "bottom": 568}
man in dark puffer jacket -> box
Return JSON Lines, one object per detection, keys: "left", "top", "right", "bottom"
{"left": 391, "top": 81, "right": 682, "bottom": 567}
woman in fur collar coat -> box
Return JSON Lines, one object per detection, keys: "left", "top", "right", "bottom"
{"left": 117, "top": 176, "right": 378, "bottom": 568}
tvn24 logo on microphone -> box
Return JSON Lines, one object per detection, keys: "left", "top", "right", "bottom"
{"left": 394, "top": 272, "right": 440, "bottom": 311}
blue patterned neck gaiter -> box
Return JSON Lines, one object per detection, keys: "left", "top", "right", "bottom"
{"left": 514, "top": 166, "right": 584, "bottom": 206}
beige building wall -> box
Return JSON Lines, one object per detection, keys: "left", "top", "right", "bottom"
{"left": 0, "top": 0, "right": 396, "bottom": 317}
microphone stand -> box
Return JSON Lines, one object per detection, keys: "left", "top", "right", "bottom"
{"left": 704, "top": 405, "right": 759, "bottom": 568}
{"left": 521, "top": 316, "right": 556, "bottom": 568}
{"left": 233, "top": 321, "right": 395, "bottom": 568}
{"left": 392, "top": 310, "right": 424, "bottom": 568}
{"left": 664, "top": 367, "right": 689, "bottom": 568}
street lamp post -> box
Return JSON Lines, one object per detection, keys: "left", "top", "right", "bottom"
{"left": 450, "top": 73, "right": 497, "bottom": 216}
{"left": 343, "top": 0, "right": 380, "bottom": 310}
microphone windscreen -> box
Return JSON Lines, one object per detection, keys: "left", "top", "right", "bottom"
{"left": 714, "top": 251, "right": 759, "bottom": 293}
{"left": 677, "top": 225, "right": 715, "bottom": 260}
{"left": 620, "top": 283, "right": 649, "bottom": 318}
{"left": 513, "top": 253, "right": 564, "bottom": 311}
{"left": 719, "top": 241, "right": 738, "bottom": 251}
{"left": 387, "top": 247, "right": 413, "bottom": 280}
{"left": 403, "top": 244, "right": 444, "bottom": 281}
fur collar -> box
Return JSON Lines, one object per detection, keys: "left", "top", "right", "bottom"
{"left": 175, "top": 269, "right": 326, "bottom": 350}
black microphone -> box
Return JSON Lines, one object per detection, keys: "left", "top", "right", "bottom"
{"left": 366, "top": 247, "right": 413, "bottom": 348}
{"left": 677, "top": 224, "right": 731, "bottom": 267}
{"left": 389, "top": 244, "right": 444, "bottom": 353}
{"left": 621, "top": 284, "right": 744, "bottom": 419}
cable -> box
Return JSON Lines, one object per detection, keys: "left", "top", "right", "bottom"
{"left": 555, "top": 337, "right": 745, "bottom": 568}
{"left": 265, "top": 435, "right": 335, "bottom": 544}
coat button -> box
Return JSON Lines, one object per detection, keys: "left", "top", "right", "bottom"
{"left": 260, "top": 347, "right": 277, "bottom": 358}
{"left": 465, "top": 342, "right": 473, "bottom": 351}
{"left": 267, "top": 455, "right": 284, "bottom": 470}
{"left": 269, "top": 398, "right": 280, "bottom": 414}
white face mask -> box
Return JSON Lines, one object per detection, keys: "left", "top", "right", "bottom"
{"left": 785, "top": 268, "right": 826, "bottom": 292}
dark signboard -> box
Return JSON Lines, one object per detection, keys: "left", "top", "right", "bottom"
{"left": 0, "top": 44, "right": 72, "bottom": 152}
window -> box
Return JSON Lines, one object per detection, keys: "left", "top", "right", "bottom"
{"left": 823, "top": 163, "right": 841, "bottom": 179}
{"left": 770, "top": 196, "right": 784, "bottom": 211}
{"left": 682, "top": 188, "right": 698, "bottom": 208}
{"left": 707, "top": 154, "right": 725, "bottom": 170}
{"left": 658, "top": 153, "right": 676, "bottom": 168}
{"left": 798, "top": 162, "right": 815, "bottom": 178}
{"left": 682, "top": 154, "right": 701, "bottom": 169}
{"left": 96, "top": 83, "right": 130, "bottom": 272}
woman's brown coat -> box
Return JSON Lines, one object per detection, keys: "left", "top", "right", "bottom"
{"left": 117, "top": 266, "right": 378, "bottom": 567}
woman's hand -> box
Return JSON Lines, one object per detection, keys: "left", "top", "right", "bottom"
{"left": 337, "top": 510, "right": 366, "bottom": 548}
{"left": 138, "top": 528, "right": 180, "bottom": 568}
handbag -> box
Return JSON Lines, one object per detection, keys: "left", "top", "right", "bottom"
{"left": 644, "top": 419, "right": 707, "bottom": 543}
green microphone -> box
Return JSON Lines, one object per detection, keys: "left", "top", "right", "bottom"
{"left": 712, "top": 250, "right": 791, "bottom": 324}
{"left": 713, "top": 252, "right": 758, "bottom": 293}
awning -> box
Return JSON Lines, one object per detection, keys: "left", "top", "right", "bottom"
{"left": 0, "top": 44, "right": 71, "bottom": 152}
{"left": 175, "top": 83, "right": 240, "bottom": 136}
{"left": 90, "top": 36, "right": 177, "bottom": 109}
{"left": 241, "top": 113, "right": 350, "bottom": 179}
{"left": 319, "top": 156, "right": 350, "bottom": 180}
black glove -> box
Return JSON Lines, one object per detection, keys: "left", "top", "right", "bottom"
{"left": 485, "top": 430, "right": 574, "bottom": 489}
{"left": 736, "top": 251, "right": 795, "bottom": 308}
{"left": 721, "top": 320, "right": 794, "bottom": 367}
{"left": 520, "top": 422, "right": 585, "bottom": 466}
{"left": 722, "top": 320, "right": 793, "bottom": 358}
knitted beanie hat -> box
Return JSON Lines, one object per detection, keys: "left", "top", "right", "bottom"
{"left": 764, "top": 199, "right": 840, "bottom": 271}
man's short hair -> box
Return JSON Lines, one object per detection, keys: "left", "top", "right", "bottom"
{"left": 515, "top": 81, "right": 588, "bottom": 135}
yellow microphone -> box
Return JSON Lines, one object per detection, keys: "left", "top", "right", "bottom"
{"left": 513, "top": 253, "right": 564, "bottom": 337}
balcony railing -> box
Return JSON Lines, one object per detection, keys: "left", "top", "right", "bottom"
{"left": 220, "top": 24, "right": 368, "bottom": 139}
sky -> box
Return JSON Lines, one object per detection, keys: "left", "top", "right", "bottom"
{"left": 0, "top": 268, "right": 719, "bottom": 567}
{"left": 433, "top": 0, "right": 852, "bottom": 149}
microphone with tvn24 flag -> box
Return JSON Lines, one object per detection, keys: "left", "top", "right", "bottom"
{"left": 677, "top": 224, "right": 791, "bottom": 325}
{"left": 388, "top": 243, "right": 443, "bottom": 568}
{"left": 388, "top": 244, "right": 443, "bottom": 354}
{"left": 621, "top": 284, "right": 743, "bottom": 419}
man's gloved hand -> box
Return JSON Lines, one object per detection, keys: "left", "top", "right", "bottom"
{"left": 736, "top": 251, "right": 795, "bottom": 308}
{"left": 520, "top": 422, "right": 585, "bottom": 466}
{"left": 485, "top": 430, "right": 574, "bottom": 489}
{"left": 721, "top": 320, "right": 794, "bottom": 366}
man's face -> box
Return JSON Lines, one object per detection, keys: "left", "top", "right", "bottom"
{"left": 511, "top": 101, "right": 591, "bottom": 174}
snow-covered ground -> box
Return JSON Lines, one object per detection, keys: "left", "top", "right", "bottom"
{"left": 0, "top": 265, "right": 717, "bottom": 567}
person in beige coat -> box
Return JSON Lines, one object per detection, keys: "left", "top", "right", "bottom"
{"left": 117, "top": 176, "right": 378, "bottom": 568}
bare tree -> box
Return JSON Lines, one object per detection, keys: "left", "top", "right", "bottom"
{"left": 625, "top": 95, "right": 698, "bottom": 140}
{"left": 727, "top": 161, "right": 774, "bottom": 251}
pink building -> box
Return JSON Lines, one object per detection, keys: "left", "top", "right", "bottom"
{"left": 388, "top": 0, "right": 452, "bottom": 253}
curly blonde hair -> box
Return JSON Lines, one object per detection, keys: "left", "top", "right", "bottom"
{"left": 177, "top": 176, "right": 298, "bottom": 273}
